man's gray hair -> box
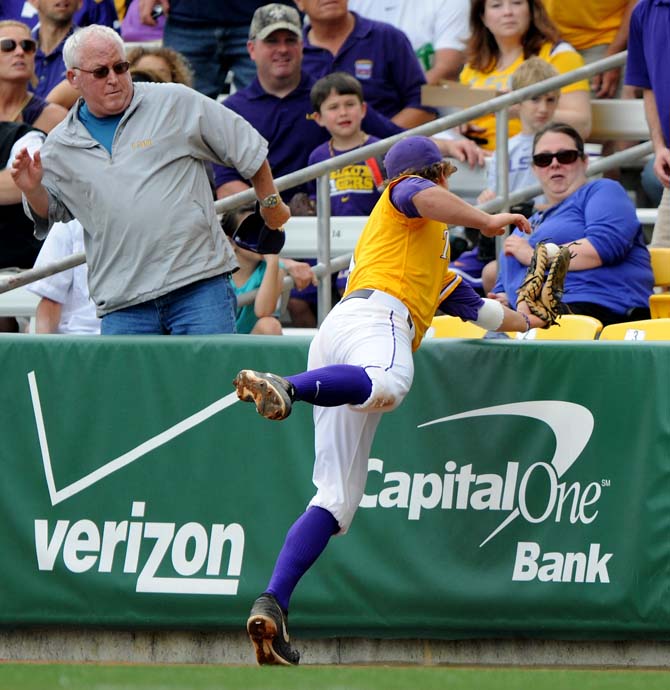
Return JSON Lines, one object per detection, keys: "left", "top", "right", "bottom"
{"left": 63, "top": 25, "right": 125, "bottom": 69}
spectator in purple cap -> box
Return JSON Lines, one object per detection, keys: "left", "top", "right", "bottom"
{"left": 231, "top": 135, "right": 547, "bottom": 666}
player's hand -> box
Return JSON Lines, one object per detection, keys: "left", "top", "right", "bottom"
{"left": 260, "top": 200, "right": 291, "bottom": 230}
{"left": 481, "top": 212, "right": 531, "bottom": 237}
{"left": 11, "top": 147, "right": 43, "bottom": 193}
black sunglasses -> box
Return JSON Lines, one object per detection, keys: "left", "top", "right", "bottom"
{"left": 73, "top": 60, "right": 130, "bottom": 79}
{"left": 532, "top": 149, "right": 581, "bottom": 168}
{"left": 0, "top": 38, "right": 37, "bottom": 54}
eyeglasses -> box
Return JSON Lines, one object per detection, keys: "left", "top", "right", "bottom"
{"left": 532, "top": 149, "right": 581, "bottom": 168}
{"left": 73, "top": 60, "right": 130, "bottom": 79}
{"left": 0, "top": 38, "right": 37, "bottom": 54}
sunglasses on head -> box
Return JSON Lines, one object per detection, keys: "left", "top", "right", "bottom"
{"left": 0, "top": 38, "right": 37, "bottom": 54}
{"left": 73, "top": 60, "right": 130, "bottom": 79}
{"left": 532, "top": 149, "right": 581, "bottom": 167}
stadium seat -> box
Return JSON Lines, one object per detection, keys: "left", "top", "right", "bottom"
{"left": 598, "top": 318, "right": 670, "bottom": 341}
{"left": 513, "top": 314, "right": 603, "bottom": 340}
{"left": 648, "top": 247, "right": 670, "bottom": 318}
{"left": 427, "top": 315, "right": 487, "bottom": 338}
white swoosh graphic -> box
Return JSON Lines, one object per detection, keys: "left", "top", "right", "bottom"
{"left": 418, "top": 401, "right": 594, "bottom": 546}
{"left": 29, "top": 370, "right": 240, "bottom": 506}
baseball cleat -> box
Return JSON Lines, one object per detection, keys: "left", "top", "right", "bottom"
{"left": 233, "top": 369, "right": 295, "bottom": 420}
{"left": 247, "top": 593, "right": 300, "bottom": 666}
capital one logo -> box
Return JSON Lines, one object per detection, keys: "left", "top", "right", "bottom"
{"left": 362, "top": 401, "right": 598, "bottom": 546}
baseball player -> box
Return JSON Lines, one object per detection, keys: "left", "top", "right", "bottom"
{"left": 233, "top": 136, "right": 562, "bottom": 665}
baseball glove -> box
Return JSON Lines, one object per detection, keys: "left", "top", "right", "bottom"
{"left": 517, "top": 242, "right": 571, "bottom": 326}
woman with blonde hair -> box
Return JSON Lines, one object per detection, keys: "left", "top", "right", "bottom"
{"left": 0, "top": 20, "right": 67, "bottom": 132}
{"left": 459, "top": 0, "right": 591, "bottom": 150}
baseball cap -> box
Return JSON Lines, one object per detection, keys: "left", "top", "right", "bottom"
{"left": 384, "top": 136, "right": 443, "bottom": 179}
{"left": 249, "top": 4, "right": 302, "bottom": 41}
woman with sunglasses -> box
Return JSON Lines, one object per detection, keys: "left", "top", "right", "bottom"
{"left": 459, "top": 0, "right": 591, "bottom": 150}
{"left": 489, "top": 122, "right": 653, "bottom": 326}
{"left": 0, "top": 20, "right": 67, "bottom": 133}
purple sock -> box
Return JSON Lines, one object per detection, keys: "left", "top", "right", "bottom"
{"left": 267, "top": 506, "right": 339, "bottom": 611}
{"left": 287, "top": 365, "right": 372, "bottom": 406}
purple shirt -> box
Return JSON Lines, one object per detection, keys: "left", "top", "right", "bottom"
{"left": 1, "top": 0, "right": 118, "bottom": 30}
{"left": 626, "top": 0, "right": 670, "bottom": 145}
{"left": 213, "top": 71, "right": 402, "bottom": 198}
{"left": 31, "top": 26, "right": 73, "bottom": 100}
{"left": 302, "top": 12, "right": 434, "bottom": 120}
{"left": 307, "top": 136, "right": 382, "bottom": 216}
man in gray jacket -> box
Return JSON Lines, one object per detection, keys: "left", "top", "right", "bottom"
{"left": 11, "top": 24, "right": 289, "bottom": 335}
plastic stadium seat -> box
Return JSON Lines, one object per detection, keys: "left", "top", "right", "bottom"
{"left": 650, "top": 294, "right": 670, "bottom": 319}
{"left": 598, "top": 318, "right": 670, "bottom": 341}
{"left": 649, "top": 248, "right": 670, "bottom": 319}
{"left": 649, "top": 247, "right": 670, "bottom": 288}
{"left": 513, "top": 314, "right": 603, "bottom": 340}
{"left": 427, "top": 315, "right": 487, "bottom": 338}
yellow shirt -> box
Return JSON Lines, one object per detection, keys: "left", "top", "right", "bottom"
{"left": 344, "top": 176, "right": 461, "bottom": 351}
{"left": 459, "top": 42, "right": 589, "bottom": 150}
{"left": 543, "top": 0, "right": 630, "bottom": 51}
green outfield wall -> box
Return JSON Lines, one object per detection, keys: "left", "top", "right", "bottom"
{"left": 1, "top": 334, "right": 668, "bottom": 640}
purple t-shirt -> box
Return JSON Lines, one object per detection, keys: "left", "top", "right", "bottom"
{"left": 307, "top": 136, "right": 382, "bottom": 216}
{"left": 31, "top": 26, "right": 73, "bottom": 100}
{"left": 302, "top": 12, "right": 434, "bottom": 120}
{"left": 213, "top": 72, "right": 402, "bottom": 198}
{"left": 1, "top": 0, "right": 118, "bottom": 30}
{"left": 626, "top": 0, "right": 670, "bottom": 145}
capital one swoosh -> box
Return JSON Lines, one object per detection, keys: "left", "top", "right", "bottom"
{"left": 417, "top": 401, "right": 594, "bottom": 546}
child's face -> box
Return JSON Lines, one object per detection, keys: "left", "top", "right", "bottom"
{"left": 518, "top": 92, "right": 559, "bottom": 133}
{"left": 315, "top": 89, "right": 367, "bottom": 139}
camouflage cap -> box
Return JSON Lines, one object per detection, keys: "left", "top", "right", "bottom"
{"left": 249, "top": 4, "right": 302, "bottom": 41}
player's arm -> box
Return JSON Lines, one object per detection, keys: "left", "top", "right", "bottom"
{"left": 412, "top": 184, "right": 531, "bottom": 236}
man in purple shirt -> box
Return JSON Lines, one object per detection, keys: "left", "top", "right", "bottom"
{"left": 626, "top": 0, "right": 670, "bottom": 191}
{"left": 214, "top": 3, "right": 403, "bottom": 208}
{"left": 296, "top": 0, "right": 436, "bottom": 129}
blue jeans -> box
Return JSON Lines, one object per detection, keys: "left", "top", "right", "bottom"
{"left": 100, "top": 275, "right": 237, "bottom": 335}
{"left": 163, "top": 21, "right": 256, "bottom": 98}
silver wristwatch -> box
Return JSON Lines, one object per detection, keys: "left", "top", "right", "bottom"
{"left": 259, "top": 193, "right": 281, "bottom": 208}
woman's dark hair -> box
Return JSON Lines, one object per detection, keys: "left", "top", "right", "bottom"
{"left": 532, "top": 122, "right": 585, "bottom": 155}
{"left": 465, "top": 0, "right": 561, "bottom": 73}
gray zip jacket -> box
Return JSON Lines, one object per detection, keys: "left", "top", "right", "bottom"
{"left": 27, "top": 82, "right": 268, "bottom": 316}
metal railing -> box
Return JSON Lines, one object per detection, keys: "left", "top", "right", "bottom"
{"left": 1, "top": 51, "right": 649, "bottom": 320}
